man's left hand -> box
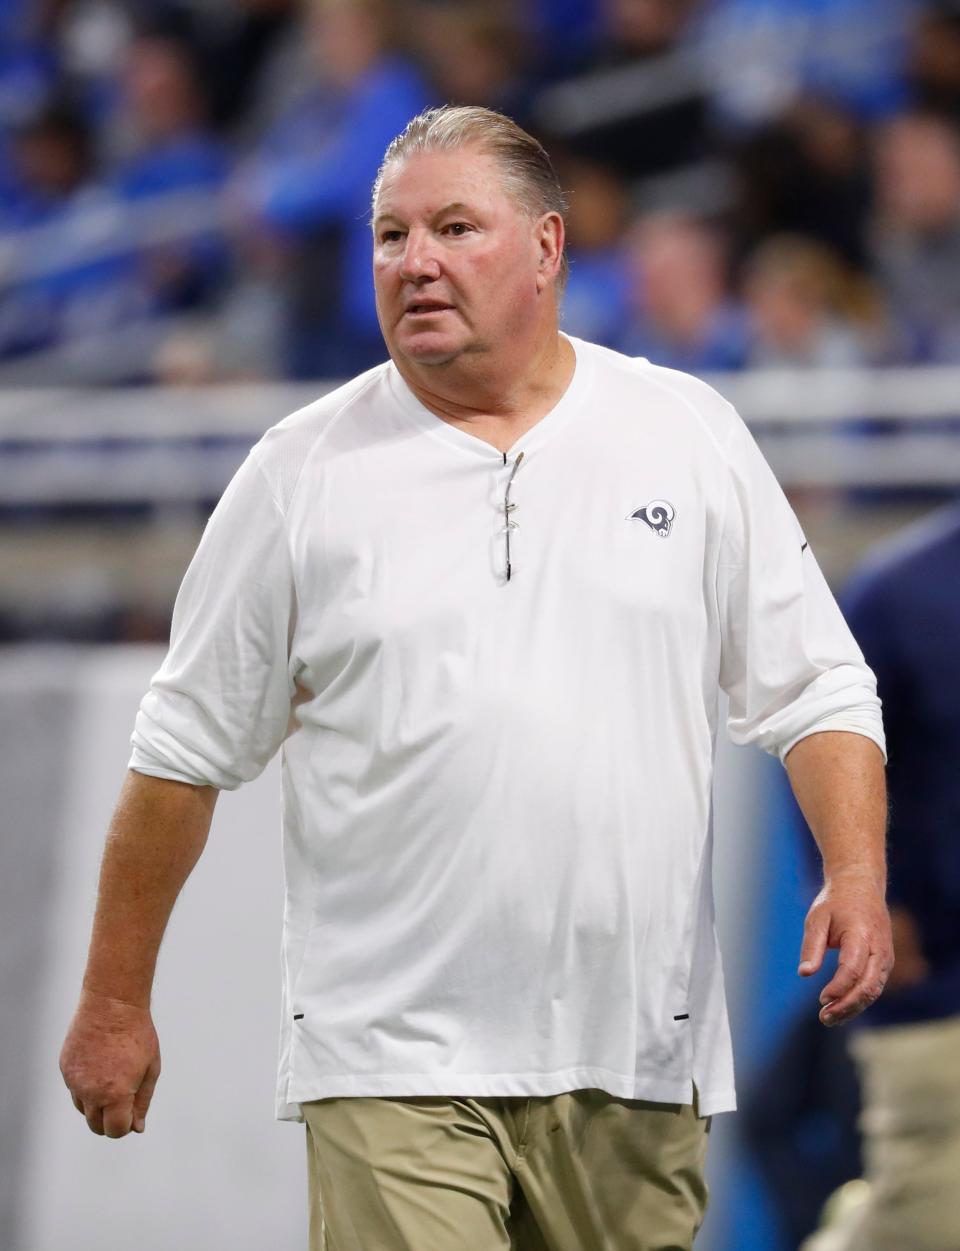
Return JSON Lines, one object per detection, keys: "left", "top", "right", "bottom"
{"left": 797, "top": 866, "right": 894, "bottom": 1026}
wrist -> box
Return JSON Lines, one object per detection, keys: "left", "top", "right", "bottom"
{"left": 822, "top": 862, "right": 886, "bottom": 892}
{"left": 79, "top": 981, "right": 153, "bottom": 1013}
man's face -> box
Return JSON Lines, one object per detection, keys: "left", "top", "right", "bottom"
{"left": 372, "top": 146, "right": 552, "bottom": 370}
{"left": 874, "top": 116, "right": 960, "bottom": 233}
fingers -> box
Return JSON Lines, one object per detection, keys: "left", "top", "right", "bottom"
{"left": 65, "top": 1077, "right": 145, "bottom": 1139}
{"left": 84, "top": 1105, "right": 106, "bottom": 1136}
{"left": 132, "top": 1055, "right": 161, "bottom": 1134}
{"left": 102, "top": 1099, "right": 136, "bottom": 1139}
{"left": 819, "top": 931, "right": 869, "bottom": 1008}
{"left": 820, "top": 946, "right": 890, "bottom": 1026}
{"left": 75, "top": 1097, "right": 133, "bottom": 1137}
{"left": 75, "top": 1096, "right": 141, "bottom": 1137}
{"left": 70, "top": 1057, "right": 161, "bottom": 1138}
{"left": 798, "top": 905, "right": 829, "bottom": 976}
{"left": 66, "top": 1083, "right": 102, "bottom": 1131}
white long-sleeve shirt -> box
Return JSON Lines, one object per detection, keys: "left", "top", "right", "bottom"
{"left": 130, "top": 336, "right": 885, "bottom": 1120}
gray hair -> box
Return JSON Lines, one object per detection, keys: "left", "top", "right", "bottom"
{"left": 371, "top": 104, "right": 569, "bottom": 290}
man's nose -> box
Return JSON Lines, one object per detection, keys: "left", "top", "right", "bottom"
{"left": 399, "top": 229, "right": 441, "bottom": 282}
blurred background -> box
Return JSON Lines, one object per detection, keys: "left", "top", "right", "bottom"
{"left": 2, "top": 0, "right": 958, "bottom": 1249}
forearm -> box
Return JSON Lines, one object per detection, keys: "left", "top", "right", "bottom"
{"left": 784, "top": 729, "right": 887, "bottom": 888}
{"left": 786, "top": 730, "right": 892, "bottom": 1024}
{"left": 81, "top": 769, "right": 218, "bottom": 1008}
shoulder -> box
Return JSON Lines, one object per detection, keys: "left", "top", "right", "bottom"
{"left": 249, "top": 361, "right": 391, "bottom": 511}
{"left": 575, "top": 338, "right": 743, "bottom": 456}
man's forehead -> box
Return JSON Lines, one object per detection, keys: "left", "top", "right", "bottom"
{"left": 374, "top": 199, "right": 478, "bottom": 225}
{"left": 374, "top": 147, "right": 503, "bottom": 218}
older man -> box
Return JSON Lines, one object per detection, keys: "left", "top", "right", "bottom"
{"left": 60, "top": 106, "right": 891, "bottom": 1251}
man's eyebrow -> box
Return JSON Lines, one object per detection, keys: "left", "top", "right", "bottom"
{"left": 373, "top": 201, "right": 477, "bottom": 227}
{"left": 434, "top": 202, "right": 475, "bottom": 218}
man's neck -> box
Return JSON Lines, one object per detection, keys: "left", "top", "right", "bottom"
{"left": 394, "top": 331, "right": 576, "bottom": 430}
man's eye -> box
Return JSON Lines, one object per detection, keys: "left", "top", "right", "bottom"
{"left": 381, "top": 230, "right": 404, "bottom": 243}
{"left": 446, "top": 222, "right": 472, "bottom": 236}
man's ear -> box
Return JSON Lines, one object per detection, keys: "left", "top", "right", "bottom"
{"left": 535, "top": 211, "right": 565, "bottom": 292}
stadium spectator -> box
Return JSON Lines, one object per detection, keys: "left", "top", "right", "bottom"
{"left": 0, "top": 101, "right": 147, "bottom": 365}
{"left": 741, "top": 235, "right": 883, "bottom": 368}
{"left": 0, "top": 0, "right": 61, "bottom": 217}
{"left": 125, "top": 0, "right": 312, "bottom": 143}
{"left": 869, "top": 109, "right": 960, "bottom": 362}
{"left": 215, "top": 2, "right": 319, "bottom": 146}
{"left": 555, "top": 150, "right": 632, "bottom": 346}
{"left": 153, "top": 230, "right": 288, "bottom": 382}
{"left": 616, "top": 212, "right": 748, "bottom": 370}
{"left": 231, "top": 0, "right": 431, "bottom": 378}
{"left": 908, "top": 0, "right": 960, "bottom": 122}
{"left": 601, "top": 0, "right": 699, "bottom": 55}
{"left": 729, "top": 95, "right": 873, "bottom": 271}
{"left": 110, "top": 34, "right": 231, "bottom": 312}
{"left": 182, "top": 0, "right": 303, "bottom": 135}
{"left": 0, "top": 0, "right": 59, "bottom": 130}
{"left": 530, "top": 0, "right": 711, "bottom": 181}
{"left": 410, "top": 2, "right": 533, "bottom": 121}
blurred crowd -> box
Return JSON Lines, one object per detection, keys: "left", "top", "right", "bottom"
{"left": 2, "top": 0, "right": 960, "bottom": 384}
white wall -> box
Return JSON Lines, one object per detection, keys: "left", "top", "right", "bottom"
{"left": 10, "top": 647, "right": 306, "bottom": 1251}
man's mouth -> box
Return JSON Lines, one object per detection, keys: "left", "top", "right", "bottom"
{"left": 405, "top": 302, "right": 453, "bottom": 316}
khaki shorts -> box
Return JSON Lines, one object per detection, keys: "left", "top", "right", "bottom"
{"left": 303, "top": 1088, "right": 710, "bottom": 1251}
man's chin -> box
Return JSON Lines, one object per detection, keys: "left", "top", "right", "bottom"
{"left": 395, "top": 335, "right": 465, "bottom": 367}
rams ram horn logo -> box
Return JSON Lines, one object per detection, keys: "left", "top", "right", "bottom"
{"left": 630, "top": 500, "right": 676, "bottom": 538}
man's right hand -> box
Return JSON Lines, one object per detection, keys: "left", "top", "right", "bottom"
{"left": 59, "top": 990, "right": 161, "bottom": 1138}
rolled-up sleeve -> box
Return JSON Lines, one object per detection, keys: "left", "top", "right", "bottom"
{"left": 129, "top": 448, "right": 297, "bottom": 790}
{"left": 716, "top": 414, "right": 886, "bottom": 763}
